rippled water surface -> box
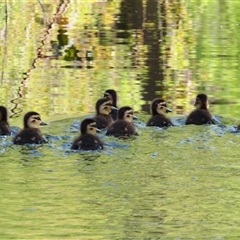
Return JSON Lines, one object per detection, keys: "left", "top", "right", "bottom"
{"left": 1, "top": 0, "right": 240, "bottom": 239}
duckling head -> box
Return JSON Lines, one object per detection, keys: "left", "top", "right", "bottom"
{"left": 194, "top": 94, "right": 209, "bottom": 110}
{"left": 118, "top": 106, "right": 137, "bottom": 123}
{"left": 151, "top": 98, "right": 172, "bottom": 115}
{"left": 104, "top": 89, "right": 117, "bottom": 107}
{"left": 24, "top": 111, "right": 47, "bottom": 129}
{"left": 80, "top": 118, "right": 100, "bottom": 135}
{"left": 96, "top": 98, "right": 115, "bottom": 116}
{"left": 0, "top": 106, "right": 8, "bottom": 122}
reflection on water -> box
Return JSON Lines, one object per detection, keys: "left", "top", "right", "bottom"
{"left": 1, "top": 0, "right": 240, "bottom": 120}
{"left": 1, "top": 0, "right": 240, "bottom": 238}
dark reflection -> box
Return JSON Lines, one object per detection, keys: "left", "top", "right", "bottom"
{"left": 115, "top": 0, "right": 143, "bottom": 39}
{"left": 115, "top": 0, "right": 168, "bottom": 112}
{"left": 64, "top": 45, "right": 81, "bottom": 61}
{"left": 142, "top": 0, "right": 167, "bottom": 112}
{"left": 56, "top": 17, "right": 69, "bottom": 47}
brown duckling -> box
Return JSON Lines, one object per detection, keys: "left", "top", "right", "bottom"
{"left": 0, "top": 106, "right": 11, "bottom": 135}
{"left": 106, "top": 106, "right": 138, "bottom": 137}
{"left": 146, "top": 98, "right": 173, "bottom": 128}
{"left": 185, "top": 94, "right": 215, "bottom": 125}
{"left": 71, "top": 118, "right": 104, "bottom": 150}
{"left": 93, "top": 98, "right": 116, "bottom": 129}
{"left": 104, "top": 89, "right": 118, "bottom": 121}
{"left": 13, "top": 111, "right": 47, "bottom": 145}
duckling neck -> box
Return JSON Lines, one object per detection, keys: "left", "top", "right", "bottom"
{"left": 0, "top": 120, "right": 9, "bottom": 124}
{"left": 24, "top": 127, "right": 40, "bottom": 131}
{"left": 153, "top": 112, "right": 164, "bottom": 116}
{"left": 199, "top": 105, "right": 208, "bottom": 110}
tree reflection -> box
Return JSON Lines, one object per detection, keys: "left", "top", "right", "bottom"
{"left": 115, "top": 0, "right": 167, "bottom": 112}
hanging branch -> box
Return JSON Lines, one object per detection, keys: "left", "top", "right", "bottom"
{"left": 10, "top": 0, "right": 69, "bottom": 118}
{"left": 1, "top": 0, "right": 8, "bottom": 85}
{"left": 37, "top": 0, "right": 50, "bottom": 26}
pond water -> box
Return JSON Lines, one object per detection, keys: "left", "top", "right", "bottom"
{"left": 1, "top": 0, "right": 240, "bottom": 239}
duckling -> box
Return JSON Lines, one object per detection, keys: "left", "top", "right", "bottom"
{"left": 185, "top": 94, "right": 215, "bottom": 125}
{"left": 106, "top": 106, "right": 138, "bottom": 137}
{"left": 146, "top": 98, "right": 173, "bottom": 128}
{"left": 71, "top": 118, "right": 104, "bottom": 150}
{"left": 93, "top": 98, "right": 115, "bottom": 129}
{"left": 0, "top": 106, "right": 11, "bottom": 135}
{"left": 104, "top": 89, "right": 118, "bottom": 121}
{"left": 13, "top": 111, "right": 47, "bottom": 145}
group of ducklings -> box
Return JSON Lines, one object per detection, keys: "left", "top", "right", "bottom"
{"left": 0, "top": 91, "right": 227, "bottom": 150}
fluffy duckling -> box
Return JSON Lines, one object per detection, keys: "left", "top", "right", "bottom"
{"left": 93, "top": 98, "right": 116, "bottom": 129}
{"left": 106, "top": 106, "right": 138, "bottom": 137}
{"left": 0, "top": 106, "right": 11, "bottom": 135}
{"left": 185, "top": 94, "right": 215, "bottom": 125}
{"left": 13, "top": 111, "right": 47, "bottom": 145}
{"left": 146, "top": 98, "right": 173, "bottom": 128}
{"left": 71, "top": 118, "right": 104, "bottom": 150}
{"left": 104, "top": 89, "right": 118, "bottom": 121}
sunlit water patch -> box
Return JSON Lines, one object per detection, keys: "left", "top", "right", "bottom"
{"left": 1, "top": 115, "right": 240, "bottom": 238}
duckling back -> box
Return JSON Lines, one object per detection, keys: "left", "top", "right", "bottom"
{"left": 94, "top": 115, "right": 113, "bottom": 129}
{"left": 13, "top": 128, "right": 46, "bottom": 145}
{"left": 185, "top": 109, "right": 214, "bottom": 125}
{"left": 0, "top": 122, "right": 11, "bottom": 135}
{"left": 106, "top": 120, "right": 137, "bottom": 137}
{"left": 71, "top": 134, "right": 104, "bottom": 150}
{"left": 0, "top": 106, "right": 11, "bottom": 135}
{"left": 147, "top": 114, "right": 173, "bottom": 128}
{"left": 110, "top": 108, "right": 118, "bottom": 121}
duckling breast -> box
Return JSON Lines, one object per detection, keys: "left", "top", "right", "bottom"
{"left": 71, "top": 134, "right": 104, "bottom": 150}
{"left": 185, "top": 109, "right": 214, "bottom": 125}
{"left": 146, "top": 115, "right": 173, "bottom": 128}
{"left": 13, "top": 128, "right": 45, "bottom": 145}
{"left": 106, "top": 120, "right": 136, "bottom": 137}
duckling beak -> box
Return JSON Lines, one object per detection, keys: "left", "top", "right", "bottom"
{"left": 166, "top": 108, "right": 172, "bottom": 113}
{"left": 111, "top": 106, "right": 118, "bottom": 110}
{"left": 133, "top": 115, "right": 138, "bottom": 120}
{"left": 40, "top": 121, "right": 48, "bottom": 126}
{"left": 96, "top": 128, "right": 101, "bottom": 133}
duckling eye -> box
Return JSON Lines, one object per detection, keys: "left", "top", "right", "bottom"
{"left": 104, "top": 93, "right": 110, "bottom": 98}
{"left": 159, "top": 103, "right": 167, "bottom": 107}
{"left": 126, "top": 112, "right": 133, "bottom": 117}
{"left": 33, "top": 117, "right": 41, "bottom": 121}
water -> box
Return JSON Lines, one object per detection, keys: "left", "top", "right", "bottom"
{"left": 1, "top": 0, "right": 240, "bottom": 239}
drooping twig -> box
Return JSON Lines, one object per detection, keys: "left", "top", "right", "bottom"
{"left": 10, "top": 0, "right": 69, "bottom": 118}
{"left": 1, "top": 0, "right": 8, "bottom": 85}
